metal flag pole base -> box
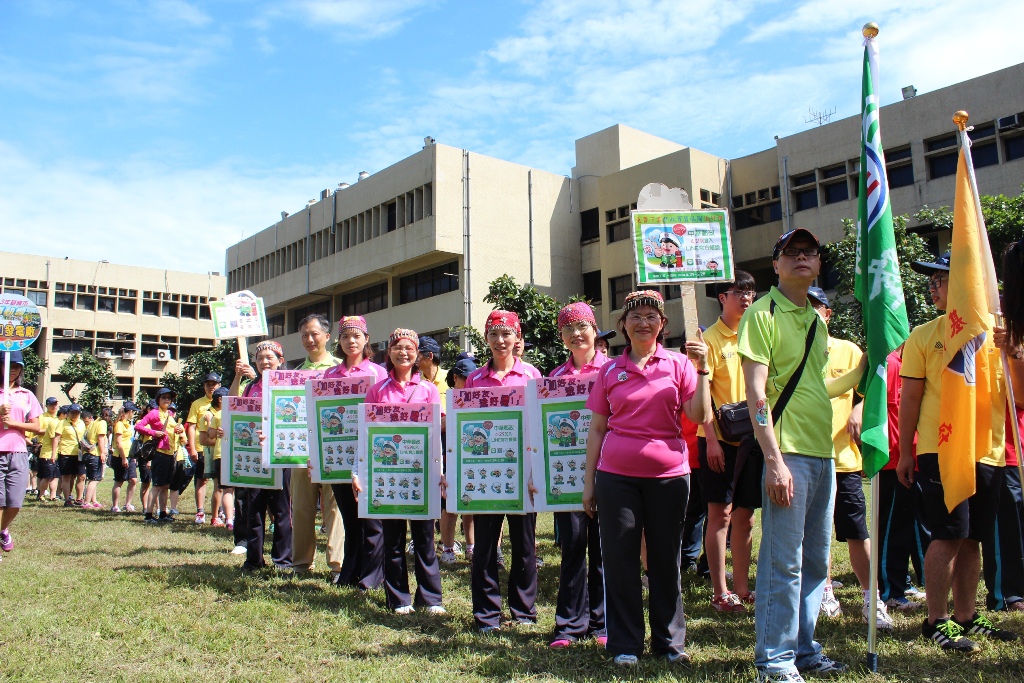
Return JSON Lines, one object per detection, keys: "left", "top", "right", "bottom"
{"left": 866, "top": 652, "right": 878, "bottom": 673}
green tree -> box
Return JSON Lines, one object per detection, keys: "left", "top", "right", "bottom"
{"left": 158, "top": 342, "right": 240, "bottom": 419}
{"left": 456, "top": 275, "right": 573, "bottom": 375}
{"left": 822, "top": 214, "right": 936, "bottom": 348}
{"left": 19, "top": 346, "right": 47, "bottom": 391}
{"left": 56, "top": 351, "right": 117, "bottom": 413}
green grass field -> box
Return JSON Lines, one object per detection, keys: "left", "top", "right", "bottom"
{"left": 2, "top": 480, "right": 1023, "bottom": 683}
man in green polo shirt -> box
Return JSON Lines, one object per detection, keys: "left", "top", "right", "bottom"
{"left": 738, "top": 228, "right": 866, "bottom": 682}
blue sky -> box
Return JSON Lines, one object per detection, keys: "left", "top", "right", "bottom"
{"left": 2, "top": 0, "right": 1022, "bottom": 274}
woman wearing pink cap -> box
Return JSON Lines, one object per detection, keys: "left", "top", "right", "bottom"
{"left": 324, "top": 316, "right": 386, "bottom": 588}
{"left": 582, "top": 290, "right": 710, "bottom": 666}
{"left": 548, "top": 302, "right": 609, "bottom": 649}
{"left": 354, "top": 328, "right": 445, "bottom": 614}
{"left": 464, "top": 310, "right": 543, "bottom": 632}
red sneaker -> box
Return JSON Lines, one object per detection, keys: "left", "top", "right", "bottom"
{"left": 711, "top": 592, "right": 747, "bottom": 613}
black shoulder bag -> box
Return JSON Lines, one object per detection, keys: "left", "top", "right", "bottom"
{"left": 770, "top": 301, "right": 819, "bottom": 426}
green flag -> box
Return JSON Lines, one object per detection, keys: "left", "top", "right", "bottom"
{"left": 855, "top": 34, "right": 911, "bottom": 478}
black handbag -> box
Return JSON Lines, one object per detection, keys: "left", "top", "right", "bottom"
{"left": 714, "top": 400, "right": 754, "bottom": 442}
{"left": 136, "top": 414, "right": 171, "bottom": 464}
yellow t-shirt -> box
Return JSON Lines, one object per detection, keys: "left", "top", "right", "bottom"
{"left": 85, "top": 419, "right": 108, "bottom": 453}
{"left": 698, "top": 317, "right": 746, "bottom": 443}
{"left": 424, "top": 368, "right": 450, "bottom": 407}
{"left": 39, "top": 412, "right": 60, "bottom": 457}
{"left": 152, "top": 410, "right": 182, "bottom": 458}
{"left": 113, "top": 418, "right": 133, "bottom": 457}
{"left": 901, "top": 315, "right": 1006, "bottom": 466}
{"left": 55, "top": 418, "right": 85, "bottom": 457}
{"left": 201, "top": 408, "right": 222, "bottom": 461}
{"left": 827, "top": 337, "right": 864, "bottom": 473}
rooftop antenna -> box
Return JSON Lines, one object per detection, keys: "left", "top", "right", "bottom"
{"left": 805, "top": 106, "right": 837, "bottom": 126}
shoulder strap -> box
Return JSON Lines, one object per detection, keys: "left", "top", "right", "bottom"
{"left": 771, "top": 314, "right": 818, "bottom": 425}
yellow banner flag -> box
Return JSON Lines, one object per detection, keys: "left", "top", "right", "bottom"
{"left": 937, "top": 148, "right": 994, "bottom": 512}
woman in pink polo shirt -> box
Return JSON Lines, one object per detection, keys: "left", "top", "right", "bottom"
{"left": 0, "top": 351, "right": 44, "bottom": 557}
{"left": 464, "top": 310, "right": 543, "bottom": 632}
{"left": 582, "top": 290, "right": 710, "bottom": 667}
{"left": 548, "top": 302, "right": 610, "bottom": 649}
{"left": 355, "top": 328, "right": 445, "bottom": 615}
{"left": 232, "top": 340, "right": 294, "bottom": 573}
{"left": 324, "top": 316, "right": 386, "bottom": 589}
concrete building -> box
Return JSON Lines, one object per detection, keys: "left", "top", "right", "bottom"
{"left": 226, "top": 63, "right": 1024, "bottom": 357}
{"left": 0, "top": 252, "right": 225, "bottom": 403}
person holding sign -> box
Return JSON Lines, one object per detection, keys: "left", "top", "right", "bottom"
{"left": 547, "top": 302, "right": 609, "bottom": 649}
{"left": 582, "top": 290, "right": 710, "bottom": 667}
{"left": 0, "top": 351, "right": 44, "bottom": 557}
{"left": 324, "top": 316, "right": 386, "bottom": 587}
{"left": 234, "top": 340, "right": 293, "bottom": 573}
{"left": 354, "top": 328, "right": 445, "bottom": 614}
{"left": 464, "top": 310, "right": 542, "bottom": 632}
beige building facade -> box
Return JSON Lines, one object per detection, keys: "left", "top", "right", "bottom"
{"left": 226, "top": 63, "right": 1024, "bottom": 358}
{"left": 0, "top": 252, "right": 225, "bottom": 404}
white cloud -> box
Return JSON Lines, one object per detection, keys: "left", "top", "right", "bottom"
{"left": 265, "top": 0, "right": 437, "bottom": 39}
{"left": 151, "top": 0, "right": 212, "bottom": 27}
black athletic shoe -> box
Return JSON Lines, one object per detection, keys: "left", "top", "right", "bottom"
{"left": 954, "top": 613, "right": 1019, "bottom": 642}
{"left": 921, "top": 618, "right": 981, "bottom": 653}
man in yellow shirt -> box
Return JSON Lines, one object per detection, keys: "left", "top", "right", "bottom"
{"left": 898, "top": 253, "right": 1017, "bottom": 652}
{"left": 807, "top": 288, "right": 894, "bottom": 630}
{"left": 53, "top": 404, "right": 86, "bottom": 507}
{"left": 187, "top": 372, "right": 222, "bottom": 525}
{"left": 80, "top": 410, "right": 109, "bottom": 509}
{"left": 35, "top": 397, "right": 61, "bottom": 501}
{"left": 699, "top": 271, "right": 760, "bottom": 613}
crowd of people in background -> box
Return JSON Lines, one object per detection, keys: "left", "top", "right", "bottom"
{"left": 2, "top": 231, "right": 1024, "bottom": 682}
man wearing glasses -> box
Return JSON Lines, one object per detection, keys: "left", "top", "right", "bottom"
{"left": 898, "top": 252, "right": 1018, "bottom": 652}
{"left": 739, "top": 229, "right": 866, "bottom": 682}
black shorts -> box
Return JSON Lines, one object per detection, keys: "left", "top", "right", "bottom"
{"left": 58, "top": 455, "right": 85, "bottom": 477}
{"left": 139, "top": 462, "right": 152, "bottom": 485}
{"left": 110, "top": 457, "right": 139, "bottom": 483}
{"left": 212, "top": 458, "right": 227, "bottom": 487}
{"left": 37, "top": 458, "right": 60, "bottom": 480}
{"left": 82, "top": 454, "right": 104, "bottom": 482}
{"left": 150, "top": 453, "right": 176, "bottom": 487}
{"left": 917, "top": 453, "right": 1003, "bottom": 542}
{"left": 833, "top": 472, "right": 868, "bottom": 542}
{"left": 697, "top": 437, "right": 762, "bottom": 509}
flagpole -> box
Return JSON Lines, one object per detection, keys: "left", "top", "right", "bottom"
{"left": 954, "top": 110, "right": 1024, "bottom": 494}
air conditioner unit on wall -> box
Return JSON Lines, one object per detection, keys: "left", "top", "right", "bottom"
{"left": 998, "top": 114, "right": 1023, "bottom": 131}
{"left": 156, "top": 349, "right": 172, "bottom": 362}
{"left": 122, "top": 349, "right": 137, "bottom": 360}
{"left": 96, "top": 348, "right": 113, "bottom": 359}
{"left": 62, "top": 329, "right": 74, "bottom": 337}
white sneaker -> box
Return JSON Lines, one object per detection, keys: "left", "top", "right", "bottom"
{"left": 452, "top": 540, "right": 464, "bottom": 556}
{"left": 863, "top": 597, "right": 895, "bottom": 629}
{"left": 125, "top": 504, "right": 136, "bottom": 512}
{"left": 439, "top": 549, "right": 457, "bottom": 565}
{"left": 394, "top": 605, "right": 415, "bottom": 615}
{"left": 426, "top": 605, "right": 447, "bottom": 615}
{"left": 169, "top": 508, "right": 179, "bottom": 515}
{"left": 110, "top": 506, "right": 122, "bottom": 513}
{"left": 819, "top": 586, "right": 843, "bottom": 618}
{"left": 195, "top": 512, "right": 206, "bottom": 525}
{"left": 231, "top": 544, "right": 248, "bottom": 555}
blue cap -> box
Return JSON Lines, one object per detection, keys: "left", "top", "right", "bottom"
{"left": 772, "top": 228, "right": 820, "bottom": 259}
{"left": 807, "top": 287, "right": 830, "bottom": 308}
{"left": 45, "top": 397, "right": 58, "bottom": 405}
{"left": 454, "top": 351, "right": 475, "bottom": 363}
{"left": 418, "top": 336, "right": 441, "bottom": 355}
{"left": 147, "top": 400, "right": 157, "bottom": 410}
{"left": 453, "top": 359, "right": 477, "bottom": 377}
{"left": 170, "top": 403, "right": 178, "bottom": 412}
{"left": 911, "top": 251, "right": 951, "bottom": 275}
{"left": 69, "top": 403, "right": 83, "bottom": 413}
{"left": 596, "top": 329, "right": 617, "bottom": 341}
{"left": 203, "top": 372, "right": 222, "bottom": 383}
{"left": 122, "top": 401, "right": 139, "bottom": 412}
{"left": 212, "top": 387, "right": 229, "bottom": 399}
{"left": 3, "top": 350, "right": 24, "bottom": 366}
{"left": 155, "top": 387, "right": 176, "bottom": 398}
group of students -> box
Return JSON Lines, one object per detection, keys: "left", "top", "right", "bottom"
{"left": 2, "top": 230, "right": 1024, "bottom": 680}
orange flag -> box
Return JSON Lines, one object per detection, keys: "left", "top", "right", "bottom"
{"left": 936, "top": 148, "right": 995, "bottom": 512}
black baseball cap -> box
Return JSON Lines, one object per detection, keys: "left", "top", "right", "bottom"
{"left": 418, "top": 337, "right": 441, "bottom": 356}
{"left": 910, "top": 251, "right": 951, "bottom": 276}
{"left": 155, "top": 387, "right": 176, "bottom": 398}
{"left": 807, "top": 287, "right": 830, "bottom": 308}
{"left": 773, "top": 228, "right": 820, "bottom": 259}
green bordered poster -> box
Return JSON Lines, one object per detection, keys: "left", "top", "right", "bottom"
{"left": 445, "top": 386, "right": 532, "bottom": 514}
{"left": 357, "top": 402, "right": 442, "bottom": 520}
{"left": 632, "top": 209, "right": 734, "bottom": 284}
{"left": 262, "top": 369, "right": 325, "bottom": 467}
{"left": 221, "top": 396, "right": 282, "bottom": 489}
{"left": 210, "top": 290, "right": 268, "bottom": 339}
{"left": 306, "top": 376, "right": 373, "bottom": 484}
{"left": 526, "top": 374, "right": 598, "bottom": 512}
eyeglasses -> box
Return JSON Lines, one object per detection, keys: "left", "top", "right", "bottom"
{"left": 927, "top": 276, "right": 949, "bottom": 290}
{"left": 780, "top": 247, "right": 819, "bottom": 258}
{"left": 560, "top": 322, "right": 592, "bottom": 335}
{"left": 625, "top": 314, "right": 662, "bottom": 325}
{"left": 726, "top": 290, "right": 756, "bottom": 300}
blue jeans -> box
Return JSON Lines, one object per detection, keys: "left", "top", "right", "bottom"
{"left": 755, "top": 454, "right": 835, "bottom": 673}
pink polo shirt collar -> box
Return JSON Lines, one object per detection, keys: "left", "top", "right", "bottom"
{"left": 549, "top": 350, "right": 609, "bottom": 377}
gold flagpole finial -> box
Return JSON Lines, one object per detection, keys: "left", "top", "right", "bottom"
{"left": 862, "top": 22, "right": 879, "bottom": 39}
{"left": 953, "top": 111, "right": 970, "bottom": 131}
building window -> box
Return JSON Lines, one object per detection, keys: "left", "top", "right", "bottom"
{"left": 609, "top": 274, "right": 634, "bottom": 311}
{"left": 118, "top": 298, "right": 136, "bottom": 314}
{"left": 399, "top": 261, "right": 459, "bottom": 305}
{"left": 27, "top": 290, "right": 47, "bottom": 307}
{"left": 180, "top": 304, "right": 197, "bottom": 319}
{"left": 267, "top": 314, "right": 285, "bottom": 338}
{"left": 928, "top": 152, "right": 958, "bottom": 179}
{"left": 582, "top": 270, "right": 602, "bottom": 303}
{"left": 76, "top": 294, "right": 95, "bottom": 310}
{"left": 291, "top": 300, "right": 332, "bottom": 333}
{"left": 1005, "top": 136, "right": 1024, "bottom": 162}
{"left": 341, "top": 284, "right": 388, "bottom": 317}
{"left": 968, "top": 123, "right": 995, "bottom": 141}
{"left": 97, "top": 296, "right": 115, "bottom": 313}
{"left": 199, "top": 304, "right": 211, "bottom": 320}
{"left": 52, "top": 338, "right": 91, "bottom": 354}
{"left": 822, "top": 165, "right": 845, "bottom": 179}
{"left": 732, "top": 195, "right": 743, "bottom": 208}
{"left": 580, "top": 208, "right": 600, "bottom": 243}
{"left": 142, "top": 300, "right": 159, "bottom": 316}
{"left": 771, "top": 185, "right": 781, "bottom": 199}
{"left": 734, "top": 202, "right": 782, "bottom": 229}
{"left": 885, "top": 146, "right": 914, "bottom": 188}
{"left": 823, "top": 181, "right": 848, "bottom": 205}
{"left": 791, "top": 172, "right": 816, "bottom": 187}
{"left": 386, "top": 202, "right": 397, "bottom": 232}
{"left": 607, "top": 220, "right": 630, "bottom": 244}
{"left": 162, "top": 302, "right": 178, "bottom": 317}
{"left": 793, "top": 188, "right": 818, "bottom": 212}
{"left": 926, "top": 134, "right": 957, "bottom": 152}
{"left": 972, "top": 142, "right": 998, "bottom": 169}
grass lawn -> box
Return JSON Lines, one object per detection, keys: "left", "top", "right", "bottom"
{"left": 2, "top": 480, "right": 1023, "bottom": 683}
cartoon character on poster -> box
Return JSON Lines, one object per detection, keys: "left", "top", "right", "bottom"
{"left": 373, "top": 436, "right": 401, "bottom": 465}
{"left": 547, "top": 413, "right": 579, "bottom": 448}
{"left": 644, "top": 225, "right": 686, "bottom": 270}
{"left": 276, "top": 397, "right": 300, "bottom": 423}
{"left": 234, "top": 422, "right": 257, "bottom": 447}
{"left": 322, "top": 408, "right": 345, "bottom": 435}
{"left": 463, "top": 423, "right": 490, "bottom": 455}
